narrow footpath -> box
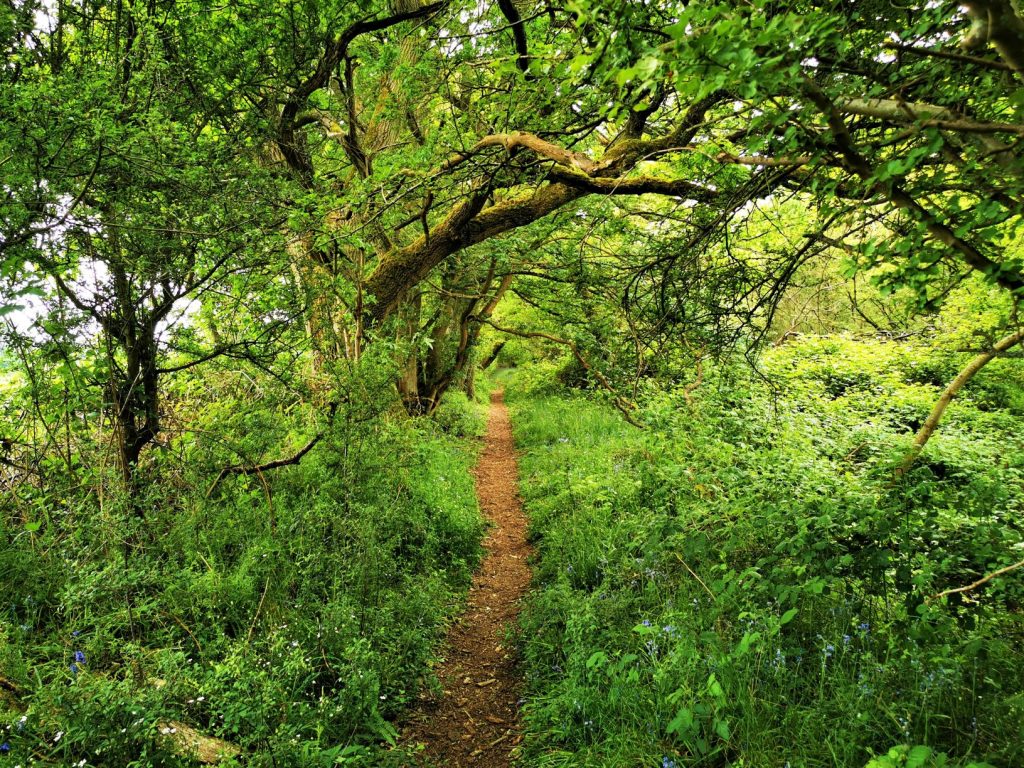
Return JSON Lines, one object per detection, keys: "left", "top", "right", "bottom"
{"left": 402, "top": 390, "right": 531, "bottom": 767}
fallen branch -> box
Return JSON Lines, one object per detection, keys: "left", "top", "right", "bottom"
{"left": 929, "top": 558, "right": 1024, "bottom": 601}
{"left": 223, "top": 432, "right": 325, "bottom": 476}
{"left": 207, "top": 403, "right": 338, "bottom": 495}
{"left": 674, "top": 554, "right": 716, "bottom": 601}
{"left": 158, "top": 722, "right": 241, "bottom": 764}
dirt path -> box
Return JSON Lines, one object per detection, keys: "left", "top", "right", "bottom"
{"left": 402, "top": 391, "right": 531, "bottom": 767}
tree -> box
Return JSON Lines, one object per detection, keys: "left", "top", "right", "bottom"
{"left": 2, "top": 0, "right": 289, "bottom": 489}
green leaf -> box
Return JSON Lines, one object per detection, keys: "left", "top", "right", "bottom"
{"left": 667, "top": 707, "right": 693, "bottom": 734}
{"left": 906, "top": 745, "right": 933, "bottom": 768}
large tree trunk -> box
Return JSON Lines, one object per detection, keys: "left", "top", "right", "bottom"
{"left": 395, "top": 291, "right": 424, "bottom": 412}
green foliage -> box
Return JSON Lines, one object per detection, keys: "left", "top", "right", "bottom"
{"left": 0, "top": 390, "right": 485, "bottom": 766}
{"left": 5, "top": 0, "right": 1024, "bottom": 764}
{"left": 429, "top": 390, "right": 488, "bottom": 439}
{"left": 509, "top": 335, "right": 1024, "bottom": 767}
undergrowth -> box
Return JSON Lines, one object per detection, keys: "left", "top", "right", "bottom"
{"left": 509, "top": 336, "right": 1024, "bottom": 768}
{"left": 0, "top": 391, "right": 487, "bottom": 767}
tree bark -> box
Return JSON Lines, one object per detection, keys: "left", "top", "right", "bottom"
{"left": 479, "top": 341, "right": 506, "bottom": 371}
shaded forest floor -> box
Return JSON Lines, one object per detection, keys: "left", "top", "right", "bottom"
{"left": 401, "top": 391, "right": 531, "bottom": 766}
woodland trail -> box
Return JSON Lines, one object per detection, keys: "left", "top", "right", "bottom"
{"left": 402, "top": 391, "right": 531, "bottom": 767}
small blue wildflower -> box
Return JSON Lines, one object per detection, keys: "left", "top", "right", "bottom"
{"left": 642, "top": 620, "right": 651, "bottom": 627}
{"left": 662, "top": 625, "right": 676, "bottom": 635}
{"left": 74, "top": 650, "right": 86, "bottom": 664}
{"left": 72, "top": 630, "right": 80, "bottom": 637}
{"left": 0, "top": 742, "right": 9, "bottom": 753}
{"left": 858, "top": 622, "right": 870, "bottom": 632}
{"left": 661, "top": 758, "right": 677, "bottom": 768}
{"left": 70, "top": 663, "right": 79, "bottom": 674}
{"left": 842, "top": 634, "right": 851, "bottom": 646}
{"left": 825, "top": 643, "right": 835, "bottom": 658}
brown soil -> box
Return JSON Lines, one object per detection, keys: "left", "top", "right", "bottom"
{"left": 401, "top": 390, "right": 531, "bottom": 767}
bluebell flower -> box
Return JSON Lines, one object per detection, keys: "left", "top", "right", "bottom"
{"left": 70, "top": 663, "right": 79, "bottom": 674}
{"left": 74, "top": 650, "right": 86, "bottom": 664}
